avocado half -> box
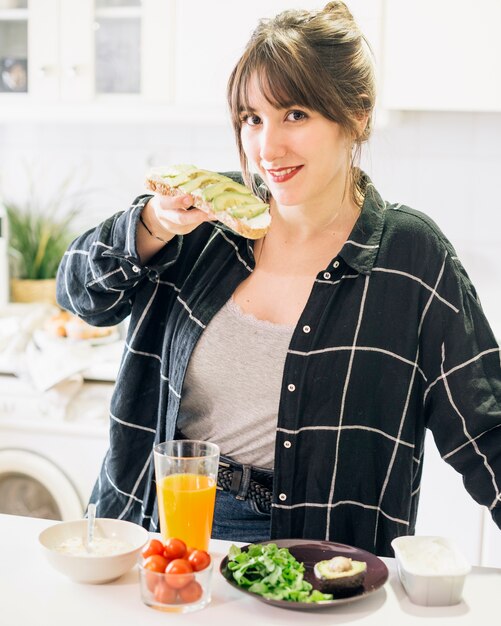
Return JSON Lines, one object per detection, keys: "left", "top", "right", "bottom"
{"left": 313, "top": 556, "right": 367, "bottom": 593}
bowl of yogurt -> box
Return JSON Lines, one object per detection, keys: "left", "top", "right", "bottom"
{"left": 39, "top": 518, "right": 149, "bottom": 584}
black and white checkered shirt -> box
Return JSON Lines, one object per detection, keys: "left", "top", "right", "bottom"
{"left": 57, "top": 173, "right": 501, "bottom": 556}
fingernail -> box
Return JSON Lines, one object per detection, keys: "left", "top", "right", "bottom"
{"left": 183, "top": 196, "right": 192, "bottom": 207}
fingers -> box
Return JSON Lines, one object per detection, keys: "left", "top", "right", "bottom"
{"left": 148, "top": 193, "right": 211, "bottom": 237}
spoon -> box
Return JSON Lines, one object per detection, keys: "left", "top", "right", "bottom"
{"left": 85, "top": 503, "right": 96, "bottom": 553}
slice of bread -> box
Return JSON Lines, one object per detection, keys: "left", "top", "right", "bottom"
{"left": 44, "top": 310, "right": 115, "bottom": 340}
{"left": 145, "top": 165, "right": 270, "bottom": 239}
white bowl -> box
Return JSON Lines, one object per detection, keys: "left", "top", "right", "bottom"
{"left": 391, "top": 535, "right": 471, "bottom": 606}
{"left": 39, "top": 518, "right": 149, "bottom": 584}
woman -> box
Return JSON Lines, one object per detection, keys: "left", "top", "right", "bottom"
{"left": 57, "top": 2, "right": 501, "bottom": 556}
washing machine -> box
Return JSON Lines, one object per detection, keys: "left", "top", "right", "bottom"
{"left": 0, "top": 374, "right": 114, "bottom": 520}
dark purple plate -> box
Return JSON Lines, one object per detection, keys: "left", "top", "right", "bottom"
{"left": 219, "top": 539, "right": 388, "bottom": 610}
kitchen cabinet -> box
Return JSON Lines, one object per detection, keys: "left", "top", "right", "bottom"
{"left": 0, "top": 0, "right": 384, "bottom": 122}
{"left": 0, "top": 0, "right": 28, "bottom": 94}
{"left": 0, "top": 0, "right": 173, "bottom": 112}
{"left": 175, "top": 0, "right": 324, "bottom": 109}
{"left": 382, "top": 0, "right": 501, "bottom": 112}
{"left": 175, "top": 0, "right": 383, "bottom": 109}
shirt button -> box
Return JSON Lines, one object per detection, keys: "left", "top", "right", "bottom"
{"left": 303, "top": 325, "right": 311, "bottom": 334}
{"left": 333, "top": 260, "right": 340, "bottom": 269}
{"left": 323, "top": 272, "right": 331, "bottom": 280}
{"left": 284, "top": 440, "right": 292, "bottom": 449}
{"left": 279, "top": 493, "right": 287, "bottom": 502}
{"left": 148, "top": 269, "right": 159, "bottom": 281}
{"left": 131, "top": 265, "right": 140, "bottom": 273}
{"left": 287, "top": 383, "right": 296, "bottom": 392}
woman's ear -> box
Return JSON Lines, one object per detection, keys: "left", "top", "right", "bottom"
{"left": 354, "top": 93, "right": 371, "bottom": 139}
{"left": 355, "top": 111, "right": 369, "bottom": 139}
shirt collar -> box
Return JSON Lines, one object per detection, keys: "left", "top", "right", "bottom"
{"left": 338, "top": 173, "right": 386, "bottom": 276}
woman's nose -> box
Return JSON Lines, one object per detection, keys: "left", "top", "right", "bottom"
{"left": 259, "top": 123, "right": 286, "bottom": 164}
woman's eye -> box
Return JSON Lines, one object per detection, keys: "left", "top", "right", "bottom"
{"left": 241, "top": 114, "right": 262, "bottom": 126}
{"left": 287, "top": 110, "right": 307, "bottom": 122}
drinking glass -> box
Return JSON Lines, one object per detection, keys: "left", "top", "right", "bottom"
{"left": 153, "top": 440, "right": 219, "bottom": 551}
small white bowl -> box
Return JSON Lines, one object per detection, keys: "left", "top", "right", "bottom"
{"left": 391, "top": 535, "right": 471, "bottom": 606}
{"left": 39, "top": 518, "right": 149, "bottom": 584}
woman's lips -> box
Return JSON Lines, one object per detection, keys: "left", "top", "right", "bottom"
{"left": 266, "top": 165, "right": 303, "bottom": 183}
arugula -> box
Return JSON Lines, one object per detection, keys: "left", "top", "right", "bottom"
{"left": 226, "top": 543, "right": 333, "bottom": 603}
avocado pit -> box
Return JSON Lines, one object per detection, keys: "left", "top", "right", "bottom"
{"left": 313, "top": 556, "right": 367, "bottom": 593}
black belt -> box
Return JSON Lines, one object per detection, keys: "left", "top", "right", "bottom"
{"left": 217, "top": 455, "right": 273, "bottom": 515}
{"left": 173, "top": 431, "right": 273, "bottom": 514}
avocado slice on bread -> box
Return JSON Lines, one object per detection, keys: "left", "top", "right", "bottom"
{"left": 145, "top": 165, "right": 271, "bottom": 239}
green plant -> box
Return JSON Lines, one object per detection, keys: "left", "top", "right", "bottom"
{"left": 4, "top": 172, "right": 84, "bottom": 280}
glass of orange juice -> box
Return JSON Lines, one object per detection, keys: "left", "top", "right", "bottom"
{"left": 153, "top": 440, "right": 220, "bottom": 551}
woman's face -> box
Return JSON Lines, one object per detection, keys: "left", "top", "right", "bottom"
{"left": 239, "top": 73, "right": 352, "bottom": 212}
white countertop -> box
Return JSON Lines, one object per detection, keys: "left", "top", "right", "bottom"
{"left": 2, "top": 514, "right": 500, "bottom": 626}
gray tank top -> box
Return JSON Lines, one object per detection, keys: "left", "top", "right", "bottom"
{"left": 177, "top": 298, "right": 295, "bottom": 469}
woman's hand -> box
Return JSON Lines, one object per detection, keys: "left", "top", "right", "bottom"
{"left": 146, "top": 193, "right": 211, "bottom": 237}
{"left": 137, "top": 193, "right": 211, "bottom": 263}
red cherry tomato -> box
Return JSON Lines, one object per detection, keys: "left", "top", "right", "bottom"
{"left": 144, "top": 570, "right": 159, "bottom": 593}
{"left": 164, "top": 558, "right": 194, "bottom": 589}
{"left": 163, "top": 537, "right": 187, "bottom": 560}
{"left": 178, "top": 580, "right": 203, "bottom": 604}
{"left": 154, "top": 580, "right": 177, "bottom": 604}
{"left": 143, "top": 554, "right": 169, "bottom": 573}
{"left": 141, "top": 538, "right": 165, "bottom": 559}
{"left": 187, "top": 549, "right": 211, "bottom": 572}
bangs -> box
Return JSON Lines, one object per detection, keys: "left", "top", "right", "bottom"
{"left": 237, "top": 60, "right": 312, "bottom": 114}
{"left": 228, "top": 32, "right": 339, "bottom": 122}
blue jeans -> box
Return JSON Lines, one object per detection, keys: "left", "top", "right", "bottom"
{"left": 211, "top": 489, "right": 271, "bottom": 543}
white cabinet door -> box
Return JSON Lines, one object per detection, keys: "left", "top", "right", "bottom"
{"left": 173, "top": 1, "right": 326, "bottom": 109}
{"left": 142, "top": 0, "right": 174, "bottom": 103}
{"left": 28, "top": 0, "right": 58, "bottom": 101}
{"left": 59, "top": 0, "right": 94, "bottom": 102}
{"left": 382, "top": 0, "right": 501, "bottom": 112}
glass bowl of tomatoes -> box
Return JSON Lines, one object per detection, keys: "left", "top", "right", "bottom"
{"left": 138, "top": 537, "right": 213, "bottom": 613}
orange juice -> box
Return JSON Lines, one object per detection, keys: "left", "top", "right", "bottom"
{"left": 157, "top": 473, "right": 216, "bottom": 550}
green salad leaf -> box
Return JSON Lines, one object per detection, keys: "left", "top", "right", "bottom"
{"left": 226, "top": 543, "right": 333, "bottom": 603}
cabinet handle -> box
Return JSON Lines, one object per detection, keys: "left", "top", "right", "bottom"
{"left": 37, "top": 65, "right": 54, "bottom": 78}
{"left": 65, "top": 65, "right": 79, "bottom": 78}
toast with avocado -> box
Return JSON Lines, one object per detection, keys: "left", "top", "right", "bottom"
{"left": 145, "top": 164, "right": 271, "bottom": 239}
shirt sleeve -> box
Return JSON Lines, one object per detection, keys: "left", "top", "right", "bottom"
{"left": 423, "top": 252, "right": 501, "bottom": 529}
{"left": 56, "top": 194, "right": 183, "bottom": 326}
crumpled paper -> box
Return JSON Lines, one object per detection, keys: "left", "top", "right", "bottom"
{"left": 25, "top": 334, "right": 123, "bottom": 392}
{"left": 0, "top": 302, "right": 58, "bottom": 373}
{"left": 0, "top": 302, "right": 122, "bottom": 392}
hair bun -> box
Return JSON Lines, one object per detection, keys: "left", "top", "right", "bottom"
{"left": 322, "top": 1, "right": 356, "bottom": 23}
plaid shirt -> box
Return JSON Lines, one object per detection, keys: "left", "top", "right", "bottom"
{"left": 57, "top": 174, "right": 501, "bottom": 556}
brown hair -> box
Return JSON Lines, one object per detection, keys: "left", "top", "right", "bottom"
{"left": 227, "top": 1, "right": 376, "bottom": 206}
